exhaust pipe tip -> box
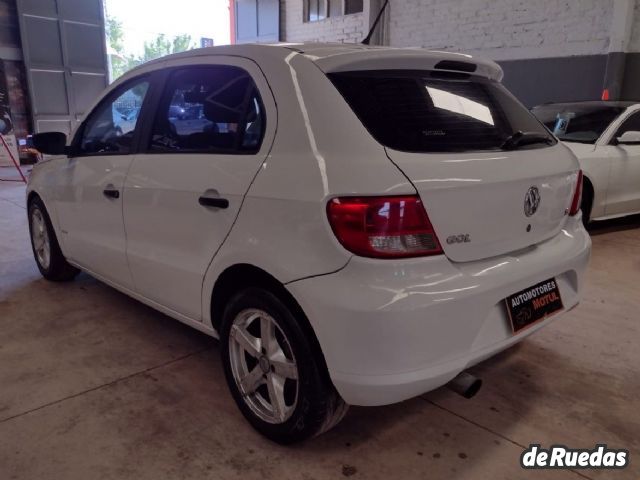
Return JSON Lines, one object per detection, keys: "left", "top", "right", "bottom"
{"left": 447, "top": 372, "right": 482, "bottom": 399}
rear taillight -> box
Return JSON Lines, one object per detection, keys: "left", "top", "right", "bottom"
{"left": 569, "top": 170, "right": 583, "bottom": 216}
{"left": 327, "top": 195, "right": 443, "bottom": 258}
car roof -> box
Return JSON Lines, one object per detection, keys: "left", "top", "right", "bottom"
{"left": 532, "top": 100, "right": 638, "bottom": 109}
{"left": 134, "top": 42, "right": 504, "bottom": 81}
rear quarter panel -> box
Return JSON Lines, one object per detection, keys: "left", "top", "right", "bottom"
{"left": 200, "top": 52, "right": 416, "bottom": 328}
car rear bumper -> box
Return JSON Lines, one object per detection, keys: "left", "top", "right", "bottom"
{"left": 287, "top": 216, "right": 591, "bottom": 406}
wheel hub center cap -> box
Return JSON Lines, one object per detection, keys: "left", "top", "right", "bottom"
{"left": 259, "top": 356, "right": 270, "bottom": 374}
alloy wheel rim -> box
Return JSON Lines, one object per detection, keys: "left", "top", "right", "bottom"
{"left": 31, "top": 208, "right": 50, "bottom": 270}
{"left": 229, "top": 308, "right": 299, "bottom": 424}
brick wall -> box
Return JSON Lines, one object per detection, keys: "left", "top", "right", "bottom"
{"left": 279, "top": 0, "right": 366, "bottom": 43}
{"left": 276, "top": 0, "right": 640, "bottom": 102}
{"left": 277, "top": 1, "right": 640, "bottom": 59}
{"left": 388, "top": 0, "right": 615, "bottom": 61}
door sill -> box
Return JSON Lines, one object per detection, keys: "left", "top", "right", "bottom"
{"left": 68, "top": 261, "right": 219, "bottom": 339}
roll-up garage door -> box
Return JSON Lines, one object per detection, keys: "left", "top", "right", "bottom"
{"left": 16, "top": 0, "right": 109, "bottom": 135}
{"left": 235, "top": 0, "right": 279, "bottom": 44}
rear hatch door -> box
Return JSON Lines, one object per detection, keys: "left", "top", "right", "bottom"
{"left": 385, "top": 146, "right": 577, "bottom": 262}
{"left": 329, "top": 69, "right": 579, "bottom": 262}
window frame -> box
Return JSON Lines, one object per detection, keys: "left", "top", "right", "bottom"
{"left": 139, "top": 64, "right": 267, "bottom": 156}
{"left": 612, "top": 110, "right": 640, "bottom": 143}
{"left": 344, "top": 0, "right": 364, "bottom": 15}
{"left": 304, "top": 0, "right": 327, "bottom": 23}
{"left": 324, "top": 0, "right": 363, "bottom": 18}
{"left": 329, "top": 69, "right": 556, "bottom": 154}
{"left": 328, "top": 0, "right": 343, "bottom": 17}
{"left": 70, "top": 73, "right": 156, "bottom": 158}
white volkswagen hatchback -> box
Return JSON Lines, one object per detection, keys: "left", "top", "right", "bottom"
{"left": 532, "top": 101, "right": 640, "bottom": 225}
{"left": 27, "top": 43, "right": 591, "bottom": 443}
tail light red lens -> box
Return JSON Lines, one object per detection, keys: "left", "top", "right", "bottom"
{"left": 327, "top": 195, "right": 443, "bottom": 258}
{"left": 569, "top": 170, "right": 583, "bottom": 216}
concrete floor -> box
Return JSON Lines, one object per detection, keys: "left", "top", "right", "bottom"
{"left": 1, "top": 180, "right": 639, "bottom": 480}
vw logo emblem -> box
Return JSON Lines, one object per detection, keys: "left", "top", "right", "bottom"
{"left": 524, "top": 186, "right": 541, "bottom": 217}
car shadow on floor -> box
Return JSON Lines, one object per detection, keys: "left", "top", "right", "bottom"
{"left": 422, "top": 337, "right": 640, "bottom": 456}
{"left": 16, "top": 266, "right": 634, "bottom": 479}
{"left": 16, "top": 269, "right": 640, "bottom": 480}
{"left": 299, "top": 344, "right": 549, "bottom": 477}
{"left": 587, "top": 213, "right": 640, "bottom": 236}
{"left": 1, "top": 269, "right": 543, "bottom": 476}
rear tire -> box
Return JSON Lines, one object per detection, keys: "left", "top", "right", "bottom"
{"left": 220, "top": 287, "right": 347, "bottom": 444}
{"left": 28, "top": 197, "right": 79, "bottom": 282}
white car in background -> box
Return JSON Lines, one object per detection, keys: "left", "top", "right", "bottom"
{"left": 27, "top": 43, "right": 590, "bottom": 444}
{"left": 532, "top": 101, "right": 640, "bottom": 225}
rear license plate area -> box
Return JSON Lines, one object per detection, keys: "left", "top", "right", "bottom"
{"left": 505, "top": 278, "right": 563, "bottom": 333}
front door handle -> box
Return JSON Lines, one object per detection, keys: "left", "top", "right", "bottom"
{"left": 103, "top": 188, "right": 120, "bottom": 199}
{"left": 199, "top": 195, "right": 229, "bottom": 209}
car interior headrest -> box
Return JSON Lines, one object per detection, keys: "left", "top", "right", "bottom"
{"left": 184, "top": 76, "right": 252, "bottom": 124}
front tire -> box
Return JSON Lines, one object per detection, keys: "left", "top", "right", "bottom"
{"left": 220, "top": 287, "right": 347, "bottom": 444}
{"left": 28, "top": 197, "right": 79, "bottom": 282}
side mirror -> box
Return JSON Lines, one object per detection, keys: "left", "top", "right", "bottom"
{"left": 616, "top": 130, "right": 640, "bottom": 145}
{"left": 32, "top": 132, "right": 68, "bottom": 155}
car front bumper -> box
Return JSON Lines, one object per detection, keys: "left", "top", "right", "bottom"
{"left": 287, "top": 216, "right": 591, "bottom": 406}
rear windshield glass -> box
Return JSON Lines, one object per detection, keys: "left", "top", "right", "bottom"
{"left": 531, "top": 104, "right": 626, "bottom": 144}
{"left": 328, "top": 70, "right": 555, "bottom": 153}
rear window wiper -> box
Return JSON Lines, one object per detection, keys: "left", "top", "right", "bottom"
{"left": 501, "top": 131, "right": 555, "bottom": 150}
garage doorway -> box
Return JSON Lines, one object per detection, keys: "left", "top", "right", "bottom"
{"left": 16, "top": 0, "right": 109, "bottom": 134}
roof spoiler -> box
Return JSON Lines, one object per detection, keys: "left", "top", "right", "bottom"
{"left": 434, "top": 60, "right": 477, "bottom": 73}
{"left": 311, "top": 50, "right": 503, "bottom": 82}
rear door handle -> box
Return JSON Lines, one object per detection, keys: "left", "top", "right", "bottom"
{"left": 103, "top": 188, "right": 120, "bottom": 199}
{"left": 199, "top": 196, "right": 229, "bottom": 209}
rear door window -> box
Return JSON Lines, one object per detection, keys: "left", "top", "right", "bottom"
{"left": 149, "top": 65, "right": 265, "bottom": 154}
{"left": 329, "top": 70, "right": 554, "bottom": 153}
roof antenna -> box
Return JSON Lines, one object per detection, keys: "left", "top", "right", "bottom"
{"left": 361, "top": 0, "right": 390, "bottom": 45}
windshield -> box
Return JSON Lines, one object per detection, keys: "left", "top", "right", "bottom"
{"left": 531, "top": 104, "right": 626, "bottom": 144}
{"left": 328, "top": 70, "right": 555, "bottom": 153}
